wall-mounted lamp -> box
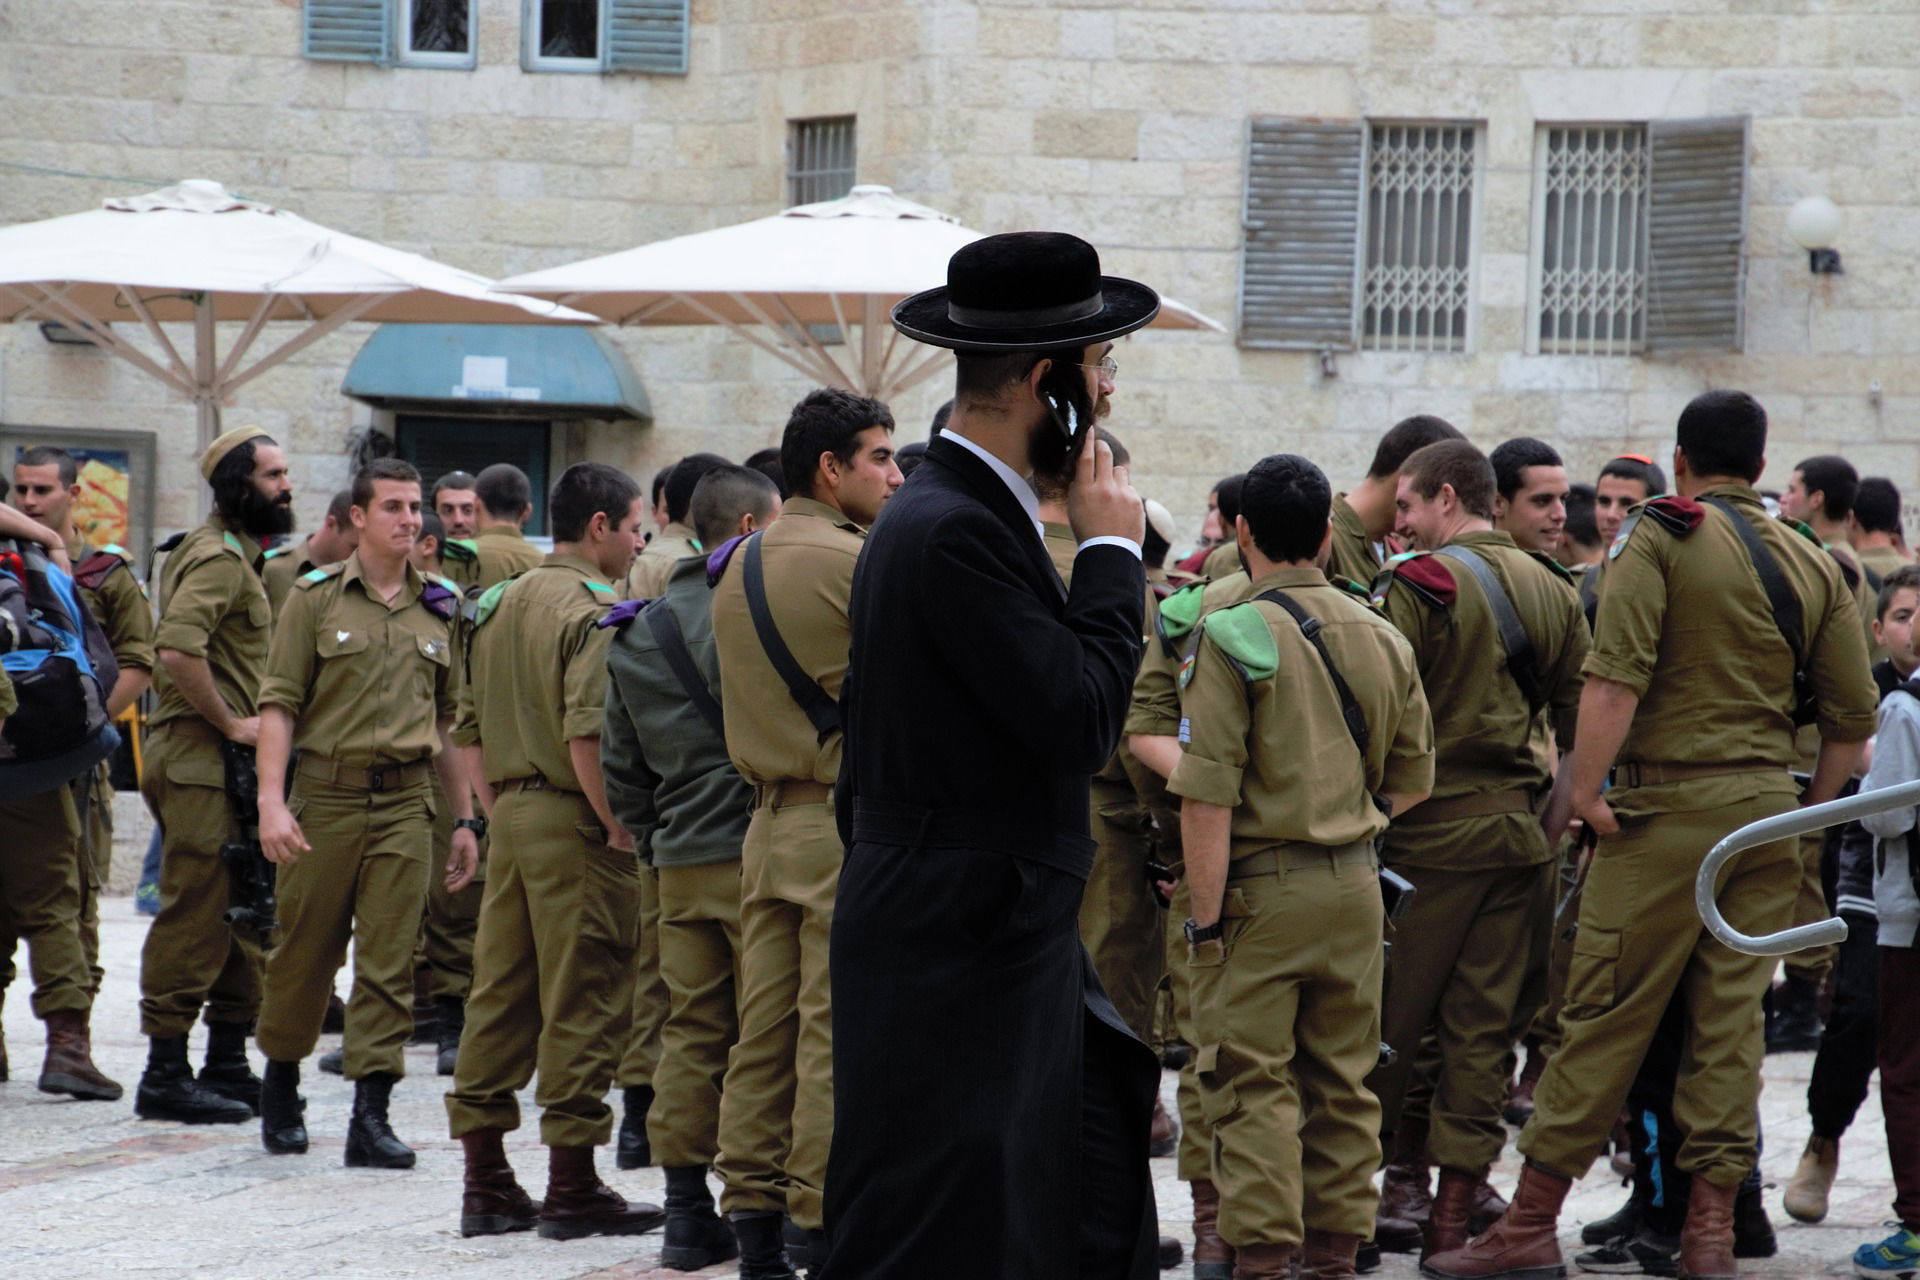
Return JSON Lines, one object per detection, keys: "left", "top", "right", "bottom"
{"left": 1787, "top": 195, "right": 1843, "bottom": 275}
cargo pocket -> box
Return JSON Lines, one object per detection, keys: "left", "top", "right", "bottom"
{"left": 1193, "top": 1041, "right": 1238, "bottom": 1124}
{"left": 1187, "top": 937, "right": 1228, "bottom": 1064}
{"left": 1562, "top": 926, "right": 1621, "bottom": 1018}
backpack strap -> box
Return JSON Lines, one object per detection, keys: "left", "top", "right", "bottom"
{"left": 1434, "top": 544, "right": 1545, "bottom": 712}
{"left": 1699, "top": 496, "right": 1816, "bottom": 726}
{"left": 742, "top": 532, "right": 840, "bottom": 740}
{"left": 642, "top": 600, "right": 726, "bottom": 738}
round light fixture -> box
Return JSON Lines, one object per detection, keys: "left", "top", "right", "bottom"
{"left": 1786, "top": 195, "right": 1841, "bottom": 250}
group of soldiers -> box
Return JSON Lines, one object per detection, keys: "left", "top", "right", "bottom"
{"left": 0, "top": 376, "right": 1909, "bottom": 1280}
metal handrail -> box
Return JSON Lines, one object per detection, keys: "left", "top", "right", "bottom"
{"left": 1697, "top": 777, "right": 1920, "bottom": 956}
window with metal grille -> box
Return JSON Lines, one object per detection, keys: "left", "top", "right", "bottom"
{"left": 1362, "top": 123, "right": 1477, "bottom": 352}
{"left": 789, "top": 118, "right": 857, "bottom": 207}
{"left": 400, "top": 0, "right": 473, "bottom": 66}
{"left": 1535, "top": 125, "right": 1650, "bottom": 356}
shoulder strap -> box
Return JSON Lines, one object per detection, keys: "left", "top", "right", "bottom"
{"left": 641, "top": 601, "right": 726, "bottom": 737}
{"left": 1256, "top": 589, "right": 1369, "bottom": 757}
{"left": 1700, "top": 495, "right": 1816, "bottom": 725}
{"left": 1434, "top": 544, "right": 1545, "bottom": 710}
{"left": 742, "top": 532, "right": 841, "bottom": 739}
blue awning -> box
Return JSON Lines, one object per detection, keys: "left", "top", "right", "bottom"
{"left": 342, "top": 324, "right": 651, "bottom": 422}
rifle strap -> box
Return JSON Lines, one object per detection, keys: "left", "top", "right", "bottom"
{"left": 642, "top": 600, "right": 726, "bottom": 738}
{"left": 1699, "top": 496, "right": 1810, "bottom": 675}
{"left": 1255, "top": 588, "right": 1370, "bottom": 757}
{"left": 743, "top": 532, "right": 840, "bottom": 740}
{"left": 1435, "top": 544, "right": 1544, "bottom": 711}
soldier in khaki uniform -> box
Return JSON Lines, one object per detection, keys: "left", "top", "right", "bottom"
{"left": 466, "top": 463, "right": 544, "bottom": 588}
{"left": 1364, "top": 439, "right": 1589, "bottom": 1260}
{"left": 445, "top": 461, "right": 664, "bottom": 1243}
{"left": 1851, "top": 477, "right": 1911, "bottom": 583}
{"left": 429, "top": 471, "right": 484, "bottom": 591}
{"left": 710, "top": 389, "right": 898, "bottom": 1276}
{"left": 603, "top": 464, "right": 782, "bottom": 1270}
{"left": 1326, "top": 414, "right": 1467, "bottom": 587}
{"left": 1429, "top": 391, "right": 1879, "bottom": 1280}
{"left": 627, "top": 452, "right": 725, "bottom": 600}
{"left": 1489, "top": 437, "right": 1569, "bottom": 557}
{"left": 260, "top": 489, "right": 359, "bottom": 614}
{"left": 1171, "top": 454, "right": 1435, "bottom": 1280}
{"left": 1198, "top": 474, "right": 1246, "bottom": 582}
{"left": 136, "top": 426, "right": 293, "bottom": 1125}
{"left": 251, "top": 460, "right": 479, "bottom": 1167}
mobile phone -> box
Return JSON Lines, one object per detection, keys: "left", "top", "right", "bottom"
{"left": 1033, "top": 360, "right": 1094, "bottom": 481}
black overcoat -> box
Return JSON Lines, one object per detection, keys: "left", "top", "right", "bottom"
{"left": 822, "top": 435, "right": 1160, "bottom": 1279}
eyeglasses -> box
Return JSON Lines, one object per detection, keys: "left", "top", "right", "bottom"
{"left": 1074, "top": 356, "right": 1118, "bottom": 379}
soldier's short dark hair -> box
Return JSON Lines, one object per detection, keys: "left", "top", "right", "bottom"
{"left": 652, "top": 464, "right": 675, "bottom": 507}
{"left": 324, "top": 487, "right": 355, "bottom": 528}
{"left": 1490, "top": 437, "right": 1564, "bottom": 501}
{"left": 1214, "top": 474, "right": 1247, "bottom": 528}
{"left": 780, "top": 388, "right": 895, "bottom": 500}
{"left": 1878, "top": 563, "right": 1920, "bottom": 619}
{"left": 1857, "top": 477, "right": 1903, "bottom": 535}
{"left": 550, "top": 462, "right": 642, "bottom": 544}
{"left": 475, "top": 463, "right": 532, "bottom": 520}
{"left": 1241, "top": 454, "right": 1332, "bottom": 564}
{"left": 1402, "top": 439, "right": 1498, "bottom": 521}
{"left": 690, "top": 464, "right": 780, "bottom": 550}
{"left": 1599, "top": 454, "right": 1668, "bottom": 498}
{"left": 930, "top": 400, "right": 954, "bottom": 438}
{"left": 431, "top": 470, "right": 477, "bottom": 502}
{"left": 895, "top": 440, "right": 929, "bottom": 477}
{"left": 1565, "top": 483, "right": 1600, "bottom": 550}
{"left": 352, "top": 459, "right": 421, "bottom": 509}
{"left": 665, "top": 453, "right": 730, "bottom": 525}
{"left": 16, "top": 445, "right": 77, "bottom": 487}
{"left": 1366, "top": 415, "right": 1466, "bottom": 480}
{"left": 1676, "top": 391, "right": 1766, "bottom": 482}
{"left": 1795, "top": 454, "right": 1860, "bottom": 522}
{"left": 417, "top": 510, "right": 445, "bottom": 551}
{"left": 743, "top": 446, "right": 788, "bottom": 499}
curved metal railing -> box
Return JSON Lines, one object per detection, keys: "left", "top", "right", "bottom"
{"left": 1698, "top": 777, "right": 1920, "bottom": 956}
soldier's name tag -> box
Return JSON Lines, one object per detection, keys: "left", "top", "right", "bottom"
{"left": 1178, "top": 716, "right": 1191, "bottom": 744}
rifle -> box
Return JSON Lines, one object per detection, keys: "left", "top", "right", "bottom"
{"left": 219, "top": 739, "right": 278, "bottom": 944}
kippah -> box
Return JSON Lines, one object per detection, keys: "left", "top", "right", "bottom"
{"left": 1143, "top": 498, "right": 1177, "bottom": 546}
{"left": 200, "top": 425, "right": 270, "bottom": 481}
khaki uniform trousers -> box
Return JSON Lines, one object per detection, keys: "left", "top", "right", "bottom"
{"left": 0, "top": 768, "right": 107, "bottom": 1002}
{"left": 420, "top": 776, "right": 485, "bottom": 1001}
{"left": 1527, "top": 845, "right": 1586, "bottom": 1056}
{"left": 0, "top": 786, "right": 90, "bottom": 1018}
{"left": 1191, "top": 841, "right": 1385, "bottom": 1247}
{"left": 1080, "top": 775, "right": 1164, "bottom": 1042}
{"left": 1167, "top": 876, "right": 1214, "bottom": 1183}
{"left": 1367, "top": 860, "right": 1555, "bottom": 1175}
{"left": 445, "top": 782, "right": 640, "bottom": 1147}
{"left": 615, "top": 865, "right": 669, "bottom": 1088}
{"left": 1785, "top": 829, "right": 1836, "bottom": 982}
{"left": 715, "top": 793, "right": 838, "bottom": 1229}
{"left": 138, "top": 722, "right": 264, "bottom": 1037}
{"left": 255, "top": 772, "right": 433, "bottom": 1077}
{"left": 1519, "top": 790, "right": 1799, "bottom": 1186}
{"left": 651, "top": 859, "right": 743, "bottom": 1168}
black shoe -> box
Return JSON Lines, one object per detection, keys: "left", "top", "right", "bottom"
{"left": 784, "top": 1216, "right": 809, "bottom": 1270}
{"left": 1157, "top": 1235, "right": 1183, "bottom": 1269}
{"left": 317, "top": 1047, "right": 344, "bottom": 1075}
{"left": 732, "top": 1211, "right": 800, "bottom": 1280}
{"left": 1573, "top": 1227, "right": 1681, "bottom": 1276}
{"left": 434, "top": 996, "right": 463, "bottom": 1077}
{"left": 806, "top": 1227, "right": 829, "bottom": 1277}
{"left": 1733, "top": 1182, "right": 1777, "bottom": 1258}
{"left": 197, "top": 1021, "right": 262, "bottom": 1116}
{"left": 658, "top": 1165, "right": 739, "bottom": 1271}
{"left": 1765, "top": 972, "right": 1825, "bottom": 1053}
{"left": 1582, "top": 1196, "right": 1643, "bottom": 1246}
{"left": 1356, "top": 1236, "right": 1381, "bottom": 1273}
{"left": 260, "top": 1060, "right": 308, "bottom": 1155}
{"left": 135, "top": 1036, "right": 254, "bottom": 1124}
{"left": 344, "top": 1072, "right": 415, "bottom": 1169}
{"left": 321, "top": 992, "right": 346, "bottom": 1034}
{"left": 616, "top": 1083, "right": 653, "bottom": 1169}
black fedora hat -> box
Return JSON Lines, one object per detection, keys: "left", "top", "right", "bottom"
{"left": 892, "top": 231, "right": 1160, "bottom": 352}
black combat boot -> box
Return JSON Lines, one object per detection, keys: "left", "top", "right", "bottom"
{"left": 344, "top": 1072, "right": 415, "bottom": 1168}
{"left": 658, "top": 1165, "right": 738, "bottom": 1271}
{"left": 317, "top": 1047, "right": 345, "bottom": 1075}
{"left": 616, "top": 1083, "right": 654, "bottom": 1169}
{"left": 197, "top": 1021, "right": 262, "bottom": 1115}
{"left": 807, "top": 1227, "right": 830, "bottom": 1277}
{"left": 1765, "top": 972, "right": 1824, "bottom": 1053}
{"left": 434, "top": 996, "right": 464, "bottom": 1077}
{"left": 259, "top": 1059, "right": 308, "bottom": 1154}
{"left": 731, "top": 1211, "right": 800, "bottom": 1280}
{"left": 135, "top": 1035, "right": 253, "bottom": 1124}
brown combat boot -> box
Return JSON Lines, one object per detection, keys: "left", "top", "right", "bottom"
{"left": 1150, "top": 1092, "right": 1179, "bottom": 1157}
{"left": 1191, "top": 1177, "right": 1235, "bottom": 1280}
{"left": 1301, "top": 1229, "right": 1363, "bottom": 1279}
{"left": 1678, "top": 1177, "right": 1737, "bottom": 1280}
{"left": 1376, "top": 1147, "right": 1433, "bottom": 1252}
{"left": 459, "top": 1129, "right": 537, "bottom": 1237}
{"left": 1232, "top": 1241, "right": 1299, "bottom": 1279}
{"left": 1425, "top": 1168, "right": 1478, "bottom": 1261}
{"left": 1472, "top": 1177, "right": 1511, "bottom": 1236}
{"left": 1503, "top": 1042, "right": 1546, "bottom": 1127}
{"left": 1782, "top": 1134, "right": 1838, "bottom": 1224}
{"left": 38, "top": 1008, "right": 123, "bottom": 1101}
{"left": 536, "top": 1144, "right": 666, "bottom": 1240}
{"left": 1421, "top": 1160, "right": 1570, "bottom": 1279}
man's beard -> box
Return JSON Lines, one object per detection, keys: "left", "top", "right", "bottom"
{"left": 235, "top": 486, "right": 295, "bottom": 539}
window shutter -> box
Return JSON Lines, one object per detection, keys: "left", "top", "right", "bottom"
{"left": 604, "top": 0, "right": 689, "bottom": 74}
{"left": 304, "top": 0, "right": 392, "bottom": 62}
{"left": 1646, "top": 117, "right": 1750, "bottom": 353}
{"left": 1239, "top": 119, "right": 1364, "bottom": 351}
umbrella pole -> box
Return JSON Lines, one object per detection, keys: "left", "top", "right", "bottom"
{"left": 194, "top": 293, "right": 220, "bottom": 449}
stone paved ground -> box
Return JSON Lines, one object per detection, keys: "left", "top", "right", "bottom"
{"left": 1, "top": 802, "right": 1899, "bottom": 1278}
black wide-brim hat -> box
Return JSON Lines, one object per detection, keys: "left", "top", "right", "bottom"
{"left": 892, "top": 230, "right": 1161, "bottom": 352}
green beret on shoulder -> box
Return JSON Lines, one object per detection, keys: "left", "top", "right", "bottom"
{"left": 1193, "top": 600, "right": 1280, "bottom": 684}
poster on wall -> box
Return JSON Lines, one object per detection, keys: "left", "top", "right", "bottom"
{"left": 0, "top": 427, "right": 156, "bottom": 568}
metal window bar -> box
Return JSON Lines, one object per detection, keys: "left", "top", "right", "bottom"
{"left": 1539, "top": 125, "right": 1648, "bottom": 356}
{"left": 789, "top": 117, "right": 857, "bottom": 208}
{"left": 1361, "top": 123, "right": 1474, "bottom": 353}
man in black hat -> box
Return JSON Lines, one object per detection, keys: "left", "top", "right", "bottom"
{"left": 824, "top": 232, "right": 1162, "bottom": 1279}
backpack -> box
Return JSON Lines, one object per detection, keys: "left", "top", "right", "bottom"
{"left": 0, "top": 539, "right": 120, "bottom": 801}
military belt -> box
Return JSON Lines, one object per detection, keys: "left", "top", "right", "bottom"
{"left": 153, "top": 714, "right": 226, "bottom": 744}
{"left": 1397, "top": 788, "right": 1545, "bottom": 826}
{"left": 497, "top": 774, "right": 581, "bottom": 796}
{"left": 751, "top": 779, "right": 832, "bottom": 811}
{"left": 296, "top": 753, "right": 432, "bottom": 793}
{"left": 1227, "top": 839, "right": 1375, "bottom": 880}
{"left": 1608, "top": 762, "right": 1784, "bottom": 789}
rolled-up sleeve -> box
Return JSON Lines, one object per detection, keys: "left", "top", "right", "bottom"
{"left": 153, "top": 553, "right": 234, "bottom": 659}
{"left": 1166, "top": 636, "right": 1250, "bottom": 809}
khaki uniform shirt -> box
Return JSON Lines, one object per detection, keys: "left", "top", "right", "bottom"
{"left": 453, "top": 552, "right": 620, "bottom": 789}
{"left": 150, "top": 515, "right": 270, "bottom": 730}
{"left": 1825, "top": 540, "right": 1883, "bottom": 662}
{"left": 259, "top": 553, "right": 456, "bottom": 767}
{"left": 1169, "top": 567, "right": 1433, "bottom": 853}
{"left": 1592, "top": 484, "right": 1878, "bottom": 818}
{"left": 1126, "top": 571, "right": 1254, "bottom": 741}
{"left": 69, "top": 536, "right": 155, "bottom": 674}
{"left": 1200, "top": 539, "right": 1241, "bottom": 584}
{"left": 1327, "top": 494, "right": 1379, "bottom": 587}
{"left": 472, "top": 525, "right": 543, "bottom": 591}
{"left": 438, "top": 538, "right": 483, "bottom": 593}
{"left": 260, "top": 539, "right": 327, "bottom": 615}
{"left": 1858, "top": 543, "right": 1909, "bottom": 584}
{"left": 627, "top": 521, "right": 701, "bottom": 601}
{"left": 711, "top": 497, "right": 860, "bottom": 787}
{"left": 1374, "top": 530, "right": 1589, "bottom": 870}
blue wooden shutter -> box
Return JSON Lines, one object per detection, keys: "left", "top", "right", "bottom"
{"left": 305, "top": 0, "right": 392, "bottom": 62}
{"left": 604, "top": 0, "right": 689, "bottom": 74}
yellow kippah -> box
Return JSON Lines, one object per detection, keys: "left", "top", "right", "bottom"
{"left": 200, "top": 425, "right": 271, "bottom": 481}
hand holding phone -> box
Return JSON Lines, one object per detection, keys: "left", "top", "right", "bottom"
{"left": 1067, "top": 434, "right": 1143, "bottom": 546}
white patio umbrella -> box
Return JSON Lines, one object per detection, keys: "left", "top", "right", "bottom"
{"left": 0, "top": 179, "right": 595, "bottom": 448}
{"left": 497, "top": 184, "right": 1224, "bottom": 401}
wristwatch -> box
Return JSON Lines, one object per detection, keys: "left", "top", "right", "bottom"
{"left": 1183, "top": 917, "right": 1224, "bottom": 945}
{"left": 455, "top": 816, "right": 488, "bottom": 839}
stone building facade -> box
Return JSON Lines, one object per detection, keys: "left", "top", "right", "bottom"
{"left": 2, "top": 0, "right": 1914, "bottom": 543}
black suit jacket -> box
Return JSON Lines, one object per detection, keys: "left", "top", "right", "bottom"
{"left": 837, "top": 434, "right": 1146, "bottom": 878}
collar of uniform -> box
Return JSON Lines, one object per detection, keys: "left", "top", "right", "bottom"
{"left": 1447, "top": 528, "right": 1518, "bottom": 551}
{"left": 780, "top": 495, "right": 864, "bottom": 534}
{"left": 205, "top": 513, "right": 267, "bottom": 567}
{"left": 541, "top": 550, "right": 612, "bottom": 585}
{"left": 660, "top": 520, "right": 698, "bottom": 542}
{"left": 1247, "top": 566, "right": 1329, "bottom": 593}
{"left": 63, "top": 532, "right": 90, "bottom": 564}
{"left": 1694, "top": 482, "right": 1763, "bottom": 508}
{"left": 941, "top": 427, "right": 1044, "bottom": 541}
{"left": 1333, "top": 493, "right": 1367, "bottom": 541}
{"left": 476, "top": 524, "right": 528, "bottom": 542}
{"left": 339, "top": 550, "right": 424, "bottom": 607}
